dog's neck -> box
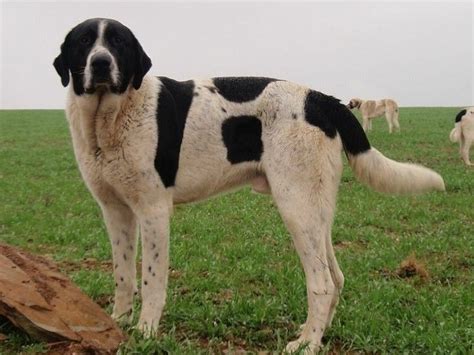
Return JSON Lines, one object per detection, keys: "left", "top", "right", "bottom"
{"left": 68, "top": 85, "right": 130, "bottom": 154}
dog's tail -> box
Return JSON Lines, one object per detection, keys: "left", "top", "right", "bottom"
{"left": 314, "top": 92, "right": 445, "bottom": 194}
{"left": 449, "top": 125, "right": 461, "bottom": 142}
{"left": 348, "top": 148, "right": 445, "bottom": 194}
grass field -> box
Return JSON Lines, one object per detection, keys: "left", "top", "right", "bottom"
{"left": 0, "top": 108, "right": 473, "bottom": 354}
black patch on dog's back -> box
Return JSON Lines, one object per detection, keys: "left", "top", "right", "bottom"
{"left": 155, "top": 77, "right": 195, "bottom": 187}
{"left": 213, "top": 77, "right": 277, "bottom": 103}
{"left": 222, "top": 116, "right": 263, "bottom": 164}
{"left": 455, "top": 109, "right": 466, "bottom": 123}
{"left": 304, "top": 90, "right": 370, "bottom": 155}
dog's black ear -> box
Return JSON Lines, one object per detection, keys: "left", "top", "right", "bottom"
{"left": 132, "top": 37, "right": 152, "bottom": 90}
{"left": 53, "top": 40, "right": 70, "bottom": 87}
{"left": 455, "top": 109, "right": 466, "bottom": 123}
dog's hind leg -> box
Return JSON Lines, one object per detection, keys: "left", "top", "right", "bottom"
{"left": 272, "top": 177, "right": 339, "bottom": 354}
{"left": 263, "top": 127, "right": 343, "bottom": 353}
{"left": 324, "top": 230, "right": 344, "bottom": 328}
{"left": 99, "top": 196, "right": 138, "bottom": 324}
{"left": 460, "top": 135, "right": 473, "bottom": 166}
{"left": 385, "top": 113, "right": 394, "bottom": 133}
{"left": 297, "top": 229, "right": 344, "bottom": 335}
{"left": 393, "top": 111, "right": 400, "bottom": 132}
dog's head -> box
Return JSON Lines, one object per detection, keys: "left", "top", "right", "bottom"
{"left": 53, "top": 18, "right": 152, "bottom": 95}
{"left": 347, "top": 98, "right": 362, "bottom": 110}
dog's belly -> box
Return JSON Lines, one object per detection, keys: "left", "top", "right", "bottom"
{"left": 171, "top": 156, "right": 260, "bottom": 204}
{"left": 370, "top": 101, "right": 387, "bottom": 117}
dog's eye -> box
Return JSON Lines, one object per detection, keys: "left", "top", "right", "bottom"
{"left": 80, "top": 36, "right": 91, "bottom": 45}
{"left": 112, "top": 36, "right": 124, "bottom": 45}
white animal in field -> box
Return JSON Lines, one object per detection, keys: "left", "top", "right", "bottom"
{"left": 347, "top": 98, "right": 400, "bottom": 133}
{"left": 450, "top": 107, "right": 474, "bottom": 166}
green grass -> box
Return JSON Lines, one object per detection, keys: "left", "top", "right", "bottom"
{"left": 0, "top": 108, "right": 473, "bottom": 354}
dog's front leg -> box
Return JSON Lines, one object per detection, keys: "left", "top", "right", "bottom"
{"left": 362, "top": 116, "right": 369, "bottom": 132}
{"left": 135, "top": 198, "right": 172, "bottom": 335}
{"left": 100, "top": 199, "right": 138, "bottom": 323}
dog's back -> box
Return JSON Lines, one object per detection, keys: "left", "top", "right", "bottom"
{"left": 361, "top": 99, "right": 397, "bottom": 118}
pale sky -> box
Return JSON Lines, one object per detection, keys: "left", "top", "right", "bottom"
{"left": 1, "top": 1, "right": 472, "bottom": 109}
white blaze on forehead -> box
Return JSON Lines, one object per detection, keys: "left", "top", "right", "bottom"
{"left": 96, "top": 20, "right": 107, "bottom": 46}
{"left": 84, "top": 19, "right": 120, "bottom": 90}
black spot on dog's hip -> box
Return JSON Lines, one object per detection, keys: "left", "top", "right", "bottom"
{"left": 304, "top": 90, "right": 370, "bottom": 155}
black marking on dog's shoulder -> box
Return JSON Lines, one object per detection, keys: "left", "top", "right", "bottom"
{"left": 213, "top": 77, "right": 278, "bottom": 103}
{"left": 304, "top": 90, "right": 370, "bottom": 155}
{"left": 455, "top": 109, "right": 466, "bottom": 123}
{"left": 222, "top": 116, "right": 263, "bottom": 164}
{"left": 155, "top": 77, "right": 195, "bottom": 187}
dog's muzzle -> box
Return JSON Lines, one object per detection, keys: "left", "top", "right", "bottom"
{"left": 91, "top": 53, "right": 112, "bottom": 84}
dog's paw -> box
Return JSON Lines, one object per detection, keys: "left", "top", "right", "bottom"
{"left": 136, "top": 318, "right": 160, "bottom": 338}
{"left": 111, "top": 308, "right": 133, "bottom": 326}
{"left": 111, "top": 288, "right": 137, "bottom": 325}
{"left": 285, "top": 338, "right": 320, "bottom": 354}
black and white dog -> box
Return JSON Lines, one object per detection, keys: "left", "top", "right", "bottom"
{"left": 54, "top": 18, "right": 445, "bottom": 353}
{"left": 450, "top": 108, "right": 474, "bottom": 166}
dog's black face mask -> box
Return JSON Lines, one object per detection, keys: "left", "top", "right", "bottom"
{"left": 53, "top": 18, "right": 152, "bottom": 95}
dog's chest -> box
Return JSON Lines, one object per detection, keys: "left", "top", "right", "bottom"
{"left": 67, "top": 94, "right": 158, "bottom": 191}
{"left": 68, "top": 120, "right": 129, "bottom": 189}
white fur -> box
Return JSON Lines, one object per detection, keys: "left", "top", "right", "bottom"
{"left": 349, "top": 148, "right": 445, "bottom": 194}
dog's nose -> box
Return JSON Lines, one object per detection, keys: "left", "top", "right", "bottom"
{"left": 91, "top": 55, "right": 111, "bottom": 75}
